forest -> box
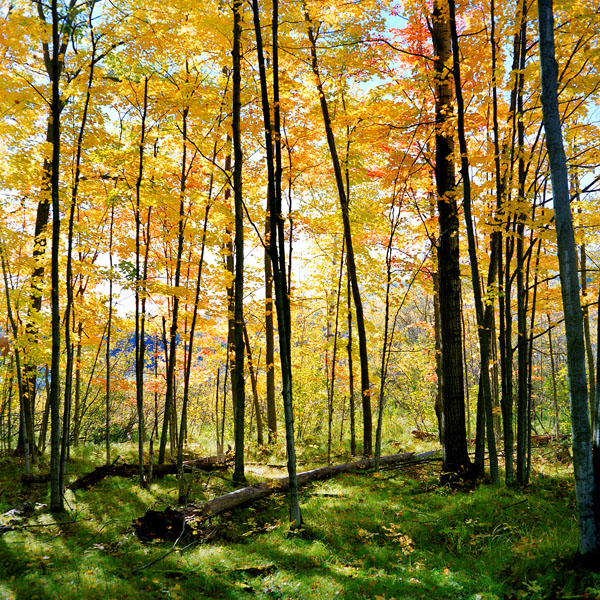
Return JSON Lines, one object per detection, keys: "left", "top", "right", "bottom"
{"left": 1, "top": 0, "right": 600, "bottom": 597}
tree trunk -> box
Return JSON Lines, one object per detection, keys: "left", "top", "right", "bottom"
{"left": 265, "top": 209, "right": 277, "bottom": 443}
{"left": 538, "top": 0, "right": 599, "bottom": 556}
{"left": 303, "top": 1, "right": 372, "bottom": 455}
{"left": 431, "top": 0, "right": 471, "bottom": 481}
{"left": 106, "top": 207, "right": 114, "bottom": 465}
{"left": 19, "top": 0, "right": 77, "bottom": 460}
{"left": 252, "top": 0, "right": 302, "bottom": 527}
{"left": 49, "top": 0, "right": 63, "bottom": 513}
{"left": 134, "top": 76, "right": 150, "bottom": 489}
{"left": 243, "top": 324, "right": 264, "bottom": 446}
{"left": 160, "top": 101, "right": 189, "bottom": 465}
{"left": 1, "top": 251, "right": 29, "bottom": 475}
{"left": 231, "top": 0, "right": 246, "bottom": 485}
{"left": 347, "top": 276, "right": 356, "bottom": 456}
{"left": 448, "top": 0, "right": 498, "bottom": 483}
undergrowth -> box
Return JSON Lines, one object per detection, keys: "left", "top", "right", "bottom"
{"left": 0, "top": 441, "right": 596, "bottom": 599}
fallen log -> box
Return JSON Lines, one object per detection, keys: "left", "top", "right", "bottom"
{"left": 133, "top": 450, "right": 440, "bottom": 542}
{"left": 69, "top": 455, "right": 233, "bottom": 491}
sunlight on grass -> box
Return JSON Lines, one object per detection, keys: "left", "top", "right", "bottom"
{"left": 0, "top": 443, "right": 597, "bottom": 599}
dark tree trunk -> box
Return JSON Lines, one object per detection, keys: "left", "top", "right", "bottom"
{"left": 243, "top": 324, "right": 264, "bottom": 446}
{"left": 134, "top": 77, "right": 150, "bottom": 489}
{"left": 49, "top": 0, "right": 63, "bottom": 513}
{"left": 160, "top": 102, "right": 189, "bottom": 465}
{"left": 431, "top": 0, "right": 471, "bottom": 481}
{"left": 252, "top": 0, "right": 302, "bottom": 527}
{"left": 231, "top": 0, "right": 246, "bottom": 485}
{"left": 515, "top": 54, "right": 529, "bottom": 485}
{"left": 60, "top": 11, "right": 97, "bottom": 495}
{"left": 448, "top": 0, "right": 498, "bottom": 483}
{"left": 347, "top": 277, "right": 356, "bottom": 455}
{"left": 19, "top": 0, "right": 77, "bottom": 460}
{"left": 303, "top": 1, "right": 372, "bottom": 455}
{"left": 106, "top": 207, "right": 114, "bottom": 465}
{"left": 265, "top": 211, "right": 277, "bottom": 443}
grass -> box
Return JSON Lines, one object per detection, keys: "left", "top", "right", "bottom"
{"left": 0, "top": 440, "right": 597, "bottom": 600}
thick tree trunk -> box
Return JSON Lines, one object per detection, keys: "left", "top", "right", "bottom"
{"left": 431, "top": 0, "right": 471, "bottom": 481}
{"left": 538, "top": 0, "right": 599, "bottom": 556}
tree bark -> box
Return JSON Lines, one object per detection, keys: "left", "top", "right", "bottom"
{"left": 447, "top": 0, "right": 498, "bottom": 483}
{"left": 231, "top": 0, "right": 246, "bottom": 485}
{"left": 538, "top": 0, "right": 599, "bottom": 556}
{"left": 49, "top": 0, "right": 63, "bottom": 513}
{"left": 431, "top": 0, "right": 471, "bottom": 481}
{"left": 243, "top": 323, "right": 264, "bottom": 446}
{"left": 251, "top": 0, "right": 302, "bottom": 527}
{"left": 134, "top": 77, "right": 150, "bottom": 489}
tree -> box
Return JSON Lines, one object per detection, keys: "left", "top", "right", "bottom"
{"left": 537, "top": 0, "right": 599, "bottom": 557}
{"left": 252, "top": 0, "right": 302, "bottom": 527}
{"left": 231, "top": 0, "right": 246, "bottom": 485}
{"left": 49, "top": 0, "right": 64, "bottom": 513}
{"left": 302, "top": 0, "right": 373, "bottom": 455}
{"left": 430, "top": 0, "right": 471, "bottom": 481}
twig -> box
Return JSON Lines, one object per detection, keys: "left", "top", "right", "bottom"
{"left": 131, "top": 523, "right": 189, "bottom": 575}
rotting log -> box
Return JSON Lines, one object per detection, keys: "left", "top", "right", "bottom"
{"left": 69, "top": 455, "right": 232, "bottom": 491}
{"left": 21, "top": 455, "right": 233, "bottom": 489}
{"left": 133, "top": 450, "right": 440, "bottom": 542}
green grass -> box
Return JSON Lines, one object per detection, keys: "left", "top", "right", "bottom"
{"left": 0, "top": 443, "right": 597, "bottom": 600}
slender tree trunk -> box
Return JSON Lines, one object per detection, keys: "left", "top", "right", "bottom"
{"left": 72, "top": 327, "right": 83, "bottom": 447}
{"left": 547, "top": 315, "right": 560, "bottom": 439}
{"left": 515, "top": 69, "right": 529, "bottom": 486}
{"left": 19, "top": 0, "right": 77, "bottom": 459}
{"left": 265, "top": 204, "right": 277, "bottom": 444}
{"left": 448, "top": 0, "right": 498, "bottom": 483}
{"left": 60, "top": 13, "right": 96, "bottom": 492}
{"left": 538, "top": 0, "right": 599, "bottom": 556}
{"left": 579, "top": 230, "right": 596, "bottom": 423}
{"left": 327, "top": 241, "right": 344, "bottom": 465}
{"left": 347, "top": 276, "right": 356, "bottom": 456}
{"left": 303, "top": 2, "right": 372, "bottom": 455}
{"left": 1, "top": 250, "right": 29, "bottom": 475}
{"left": 135, "top": 77, "right": 150, "bottom": 489}
{"left": 160, "top": 102, "right": 189, "bottom": 464}
{"left": 106, "top": 206, "right": 114, "bottom": 465}
{"left": 232, "top": 0, "right": 246, "bottom": 484}
{"left": 178, "top": 170, "right": 212, "bottom": 503}
{"left": 252, "top": 0, "right": 302, "bottom": 526}
{"left": 243, "top": 324, "right": 264, "bottom": 446}
{"left": 49, "top": 0, "right": 63, "bottom": 513}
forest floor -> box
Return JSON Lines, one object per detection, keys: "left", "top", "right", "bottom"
{"left": 0, "top": 439, "right": 595, "bottom": 599}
